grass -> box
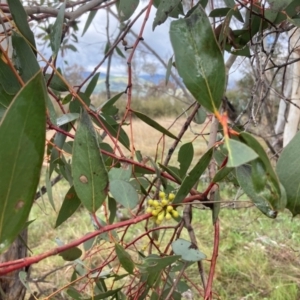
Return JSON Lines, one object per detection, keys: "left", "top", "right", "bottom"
{"left": 32, "top": 118, "right": 300, "bottom": 299}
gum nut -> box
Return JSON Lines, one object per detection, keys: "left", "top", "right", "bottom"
{"left": 159, "top": 191, "right": 165, "bottom": 198}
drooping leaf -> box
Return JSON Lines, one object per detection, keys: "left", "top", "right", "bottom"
{"left": 82, "top": 287, "right": 123, "bottom": 300}
{"left": 0, "top": 56, "right": 21, "bottom": 95}
{"left": 72, "top": 109, "right": 109, "bottom": 212}
{"left": 132, "top": 110, "right": 178, "bottom": 140}
{"left": 45, "top": 168, "right": 55, "bottom": 211}
{"left": 98, "top": 115, "right": 130, "bottom": 150}
{"left": 158, "top": 164, "right": 182, "bottom": 183}
{"left": 212, "top": 189, "right": 221, "bottom": 224}
{"left": 45, "top": 73, "right": 69, "bottom": 92}
{"left": 165, "top": 56, "right": 173, "bottom": 85}
{"left": 50, "top": 2, "right": 66, "bottom": 57}
{"left": 172, "top": 239, "right": 206, "bottom": 261}
{"left": 226, "top": 138, "right": 258, "bottom": 167}
{"left": 59, "top": 247, "right": 82, "bottom": 261}
{"left": 85, "top": 72, "right": 100, "bottom": 98}
{"left": 209, "top": 7, "right": 231, "bottom": 18}
{"left": 173, "top": 148, "right": 213, "bottom": 204}
{"left": 116, "top": 46, "right": 126, "bottom": 58}
{"left": 170, "top": 5, "right": 225, "bottom": 113}
{"left": 153, "top": 0, "right": 181, "bottom": 30}
{"left": 213, "top": 166, "right": 233, "bottom": 183}
{"left": 55, "top": 186, "right": 81, "bottom": 228}
{"left": 7, "top": 0, "right": 36, "bottom": 51}
{"left": 108, "top": 196, "right": 117, "bottom": 224}
{"left": 193, "top": 106, "right": 207, "bottom": 124}
{"left": 0, "top": 72, "right": 46, "bottom": 251}
{"left": 236, "top": 165, "right": 278, "bottom": 218}
{"left": 118, "top": 0, "right": 139, "bottom": 22}
{"left": 82, "top": 10, "right": 97, "bottom": 37}
{"left": 109, "top": 166, "right": 132, "bottom": 181}
{"left": 99, "top": 91, "right": 124, "bottom": 114}
{"left": 115, "top": 244, "right": 135, "bottom": 274}
{"left": 12, "top": 32, "right": 39, "bottom": 82}
{"left": 141, "top": 255, "right": 181, "bottom": 274}
{"left": 178, "top": 142, "right": 194, "bottom": 178}
{"left": 109, "top": 180, "right": 139, "bottom": 209}
{"left": 277, "top": 131, "right": 300, "bottom": 216}
{"left": 0, "top": 86, "right": 14, "bottom": 120}
{"left": 56, "top": 113, "right": 79, "bottom": 126}
{"left": 69, "top": 92, "right": 91, "bottom": 114}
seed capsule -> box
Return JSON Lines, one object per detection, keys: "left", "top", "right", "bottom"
{"left": 171, "top": 210, "right": 179, "bottom": 218}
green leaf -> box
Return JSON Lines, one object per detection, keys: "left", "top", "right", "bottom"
{"left": 0, "top": 56, "right": 21, "bottom": 95}
{"left": 7, "top": 0, "right": 36, "bottom": 51}
{"left": 69, "top": 92, "right": 91, "bottom": 114}
{"left": 132, "top": 110, "right": 178, "bottom": 140}
{"left": 85, "top": 72, "right": 100, "bottom": 98}
{"left": 12, "top": 32, "right": 39, "bottom": 82}
{"left": 67, "top": 287, "right": 82, "bottom": 300}
{"left": 239, "top": 132, "right": 281, "bottom": 197}
{"left": 212, "top": 189, "right": 221, "bottom": 224}
{"left": 172, "top": 238, "right": 206, "bottom": 261}
{"left": 59, "top": 247, "right": 82, "bottom": 261}
{"left": 142, "top": 255, "right": 181, "bottom": 274}
{"left": 251, "top": 159, "right": 267, "bottom": 193}
{"left": 173, "top": 148, "right": 213, "bottom": 204}
{"left": 118, "top": 0, "right": 139, "bottom": 22}
{"left": 213, "top": 166, "right": 233, "bottom": 183}
{"left": 193, "top": 106, "right": 207, "bottom": 124}
{"left": 0, "top": 71, "right": 46, "bottom": 250}
{"left": 110, "top": 180, "right": 139, "bottom": 209}
{"left": 55, "top": 186, "right": 81, "bottom": 228}
{"left": 56, "top": 113, "right": 79, "bottom": 126}
{"left": 115, "top": 244, "right": 135, "bottom": 274}
{"left": 158, "top": 164, "right": 182, "bottom": 183}
{"left": 277, "top": 131, "right": 300, "bottom": 216}
{"left": 236, "top": 165, "right": 278, "bottom": 218}
{"left": 45, "top": 168, "right": 55, "bottom": 211}
{"left": 0, "top": 86, "right": 14, "bottom": 121}
{"left": 109, "top": 166, "right": 132, "bottom": 181}
{"left": 50, "top": 2, "right": 66, "bottom": 57}
{"left": 82, "top": 10, "right": 97, "bottom": 37}
{"left": 99, "top": 92, "right": 124, "bottom": 114}
{"left": 226, "top": 139, "right": 258, "bottom": 167}
{"left": 165, "top": 56, "right": 173, "bottom": 85}
{"left": 170, "top": 5, "right": 225, "bottom": 113}
{"left": 72, "top": 109, "right": 109, "bottom": 212}
{"left": 82, "top": 287, "right": 122, "bottom": 300}
{"left": 99, "top": 115, "right": 130, "bottom": 150}
{"left": 209, "top": 7, "right": 231, "bottom": 18}
{"left": 45, "top": 73, "right": 69, "bottom": 92}
{"left": 153, "top": 0, "right": 181, "bottom": 30}
{"left": 116, "top": 46, "right": 126, "bottom": 59}
{"left": 108, "top": 196, "right": 117, "bottom": 224}
{"left": 178, "top": 142, "right": 194, "bottom": 178}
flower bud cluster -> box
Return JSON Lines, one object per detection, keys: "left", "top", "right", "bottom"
{"left": 146, "top": 192, "right": 179, "bottom": 225}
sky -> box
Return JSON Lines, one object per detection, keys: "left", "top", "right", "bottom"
{"left": 53, "top": 2, "right": 174, "bottom": 76}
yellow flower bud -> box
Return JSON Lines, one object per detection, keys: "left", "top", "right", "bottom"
{"left": 157, "top": 211, "right": 165, "bottom": 221}
{"left": 159, "top": 191, "right": 165, "bottom": 199}
{"left": 171, "top": 210, "right": 179, "bottom": 218}
{"left": 168, "top": 193, "right": 175, "bottom": 201}
{"left": 165, "top": 212, "right": 172, "bottom": 220}
{"left": 146, "top": 207, "right": 153, "bottom": 213}
{"left": 152, "top": 209, "right": 160, "bottom": 216}
{"left": 148, "top": 199, "right": 154, "bottom": 206}
{"left": 161, "top": 199, "right": 168, "bottom": 206}
{"left": 156, "top": 219, "right": 162, "bottom": 225}
{"left": 166, "top": 205, "right": 173, "bottom": 212}
{"left": 152, "top": 200, "right": 159, "bottom": 207}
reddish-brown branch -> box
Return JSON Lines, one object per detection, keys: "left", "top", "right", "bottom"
{"left": 204, "top": 218, "right": 220, "bottom": 300}
{"left": 0, "top": 213, "right": 151, "bottom": 275}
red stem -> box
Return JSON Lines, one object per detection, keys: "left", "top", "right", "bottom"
{"left": 204, "top": 218, "right": 220, "bottom": 299}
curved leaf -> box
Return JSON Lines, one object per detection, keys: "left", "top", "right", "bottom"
{"left": 132, "top": 110, "right": 178, "bottom": 140}
{"left": 110, "top": 180, "right": 139, "bottom": 209}
{"left": 172, "top": 238, "right": 206, "bottom": 261}
{"left": 170, "top": 5, "right": 225, "bottom": 113}
{"left": 72, "top": 109, "right": 109, "bottom": 212}
{"left": 0, "top": 71, "right": 46, "bottom": 250}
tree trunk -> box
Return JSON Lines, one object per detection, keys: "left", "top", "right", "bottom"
{"left": 0, "top": 230, "right": 29, "bottom": 300}
{"left": 283, "top": 28, "right": 300, "bottom": 147}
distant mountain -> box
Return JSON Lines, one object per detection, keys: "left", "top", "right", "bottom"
{"left": 81, "top": 72, "right": 166, "bottom": 94}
